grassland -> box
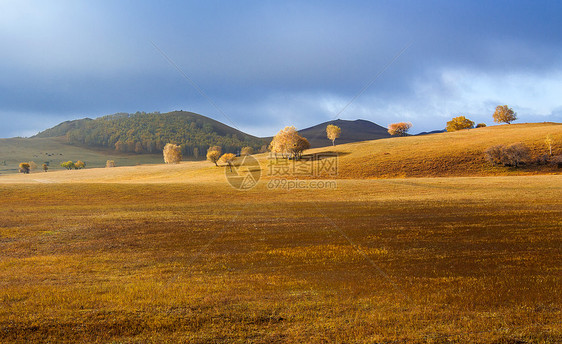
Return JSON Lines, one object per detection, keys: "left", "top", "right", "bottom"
{"left": 0, "top": 176, "right": 560, "bottom": 343}
{"left": 1, "top": 123, "right": 561, "bottom": 342}
{"left": 0, "top": 137, "right": 164, "bottom": 175}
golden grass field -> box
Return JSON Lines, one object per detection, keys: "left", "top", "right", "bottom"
{"left": 0, "top": 123, "right": 561, "bottom": 343}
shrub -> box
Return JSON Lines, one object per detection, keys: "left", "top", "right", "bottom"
{"left": 475, "top": 123, "right": 487, "bottom": 128}
{"left": 106, "top": 160, "right": 116, "bottom": 168}
{"left": 485, "top": 143, "right": 531, "bottom": 167}
{"left": 42, "top": 163, "right": 48, "bottom": 172}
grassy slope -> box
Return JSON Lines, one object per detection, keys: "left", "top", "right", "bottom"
{"left": 310, "top": 122, "right": 562, "bottom": 178}
{"left": 0, "top": 177, "right": 560, "bottom": 342}
{"left": 0, "top": 136, "right": 165, "bottom": 175}
{"left": 2, "top": 123, "right": 561, "bottom": 183}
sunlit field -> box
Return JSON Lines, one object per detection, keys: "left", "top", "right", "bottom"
{"left": 1, "top": 176, "right": 560, "bottom": 343}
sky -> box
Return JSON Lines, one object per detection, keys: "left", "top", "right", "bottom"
{"left": 1, "top": 0, "right": 562, "bottom": 138}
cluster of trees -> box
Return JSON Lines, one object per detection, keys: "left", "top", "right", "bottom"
{"left": 61, "top": 160, "right": 86, "bottom": 170}
{"left": 445, "top": 105, "right": 518, "bottom": 132}
{"left": 36, "top": 111, "right": 264, "bottom": 158}
{"left": 269, "top": 126, "right": 310, "bottom": 159}
{"left": 205, "top": 146, "right": 236, "bottom": 171}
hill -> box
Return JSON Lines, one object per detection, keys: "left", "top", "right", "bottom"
{"left": 264, "top": 119, "right": 391, "bottom": 148}
{"left": 34, "top": 111, "right": 267, "bottom": 157}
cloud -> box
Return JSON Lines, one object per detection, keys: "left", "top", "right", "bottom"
{"left": 1, "top": 1, "right": 562, "bottom": 138}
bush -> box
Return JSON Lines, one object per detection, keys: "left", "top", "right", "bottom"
{"left": 475, "top": 123, "right": 487, "bottom": 128}
{"left": 485, "top": 143, "right": 531, "bottom": 167}
{"left": 106, "top": 160, "right": 116, "bottom": 168}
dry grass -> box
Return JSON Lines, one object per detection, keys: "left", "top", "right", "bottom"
{"left": 0, "top": 176, "right": 560, "bottom": 343}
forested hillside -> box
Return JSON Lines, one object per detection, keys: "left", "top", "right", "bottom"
{"left": 34, "top": 111, "right": 267, "bottom": 157}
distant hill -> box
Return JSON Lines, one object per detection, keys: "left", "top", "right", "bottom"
{"left": 263, "top": 119, "right": 392, "bottom": 148}
{"left": 35, "top": 111, "right": 267, "bottom": 157}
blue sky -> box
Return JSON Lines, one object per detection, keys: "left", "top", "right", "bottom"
{"left": 1, "top": 0, "right": 561, "bottom": 138}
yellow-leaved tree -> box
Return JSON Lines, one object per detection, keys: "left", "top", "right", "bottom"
{"left": 446, "top": 116, "right": 475, "bottom": 132}
{"left": 163, "top": 143, "right": 182, "bottom": 164}
{"left": 493, "top": 105, "right": 517, "bottom": 124}
{"left": 207, "top": 146, "right": 222, "bottom": 166}
{"left": 220, "top": 153, "right": 236, "bottom": 172}
{"left": 326, "top": 124, "right": 341, "bottom": 146}
{"left": 269, "top": 126, "right": 310, "bottom": 160}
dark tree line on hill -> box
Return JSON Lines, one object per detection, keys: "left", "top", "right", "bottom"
{"left": 35, "top": 111, "right": 266, "bottom": 158}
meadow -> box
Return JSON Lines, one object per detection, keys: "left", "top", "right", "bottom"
{"left": 0, "top": 175, "right": 560, "bottom": 343}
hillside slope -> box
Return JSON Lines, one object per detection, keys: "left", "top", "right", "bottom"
{"left": 2, "top": 123, "right": 560, "bottom": 182}
{"left": 34, "top": 111, "right": 266, "bottom": 157}
{"left": 314, "top": 122, "right": 562, "bottom": 178}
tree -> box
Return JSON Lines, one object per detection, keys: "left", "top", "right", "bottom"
{"left": 61, "top": 161, "right": 75, "bottom": 170}
{"left": 42, "top": 163, "right": 48, "bottom": 172}
{"left": 240, "top": 146, "right": 254, "bottom": 155}
{"left": 207, "top": 146, "right": 222, "bottom": 166}
{"left": 269, "top": 126, "right": 310, "bottom": 159}
{"left": 106, "top": 160, "right": 116, "bottom": 168}
{"left": 163, "top": 143, "right": 182, "bottom": 164}
{"left": 446, "top": 116, "right": 475, "bottom": 132}
{"left": 476, "top": 123, "right": 487, "bottom": 128}
{"left": 220, "top": 153, "right": 236, "bottom": 172}
{"left": 387, "top": 122, "right": 412, "bottom": 136}
{"left": 493, "top": 105, "right": 517, "bottom": 124}
{"left": 545, "top": 135, "right": 554, "bottom": 156}
{"left": 19, "top": 163, "right": 30, "bottom": 174}
{"left": 326, "top": 124, "right": 342, "bottom": 145}
{"left": 134, "top": 141, "right": 144, "bottom": 154}
{"left": 75, "top": 160, "right": 86, "bottom": 169}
